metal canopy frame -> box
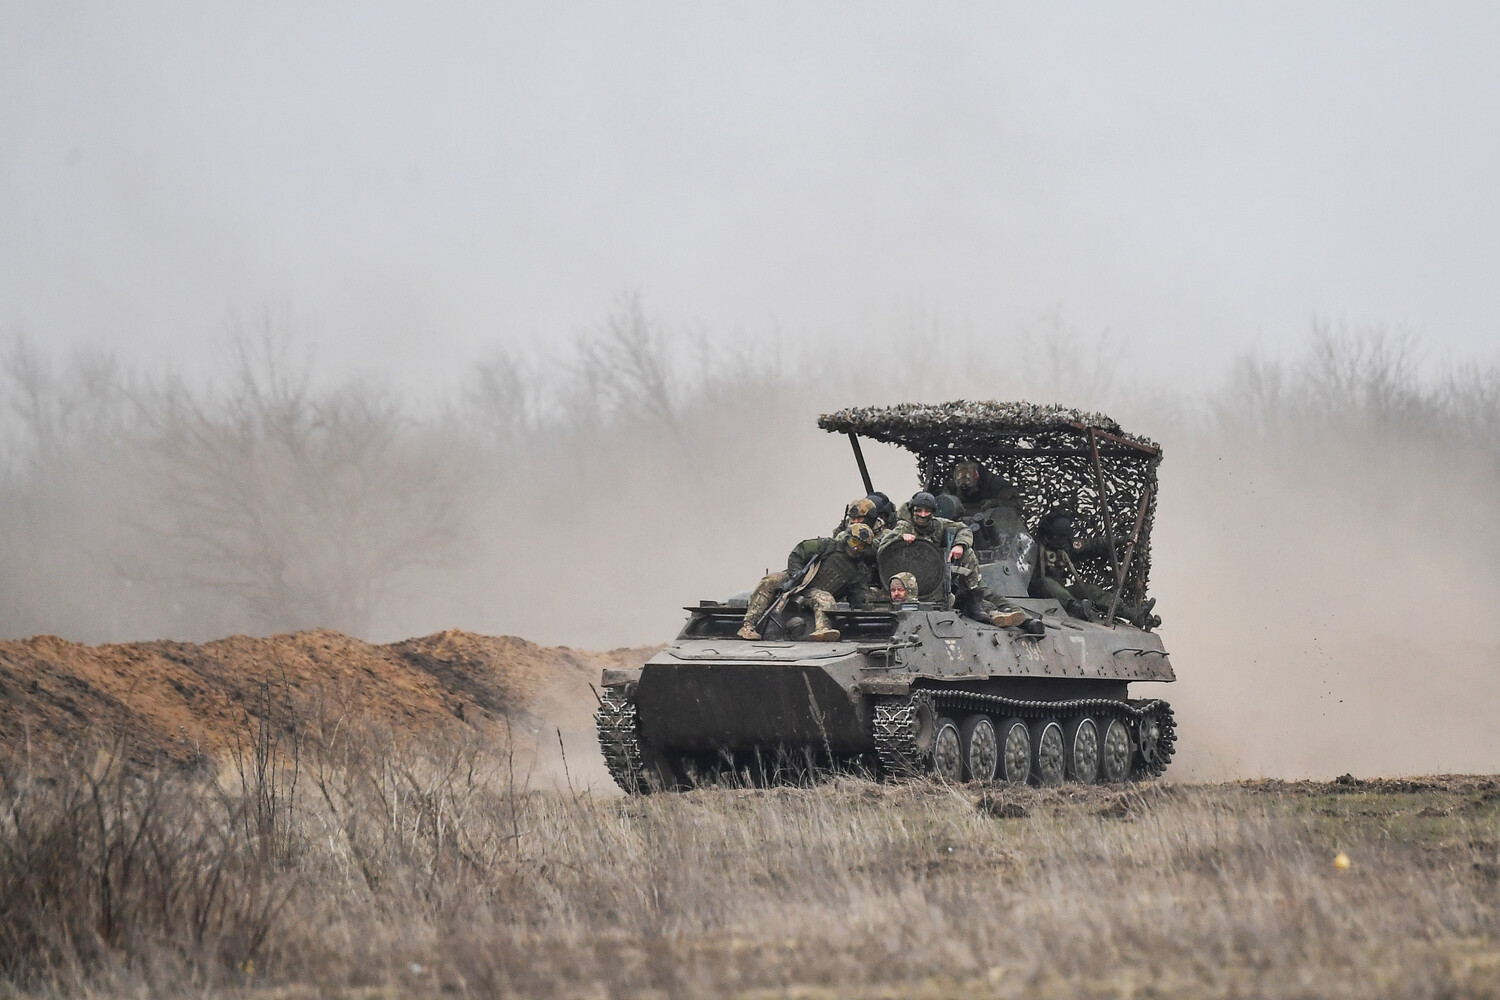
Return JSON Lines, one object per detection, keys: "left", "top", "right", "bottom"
{"left": 820, "top": 401, "right": 1162, "bottom": 609}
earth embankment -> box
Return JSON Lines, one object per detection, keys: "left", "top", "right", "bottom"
{"left": 0, "top": 629, "right": 653, "bottom": 769}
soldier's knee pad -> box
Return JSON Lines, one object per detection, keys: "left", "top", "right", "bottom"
{"left": 806, "top": 590, "right": 836, "bottom": 611}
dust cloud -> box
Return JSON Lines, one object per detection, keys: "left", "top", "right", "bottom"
{"left": 1, "top": 311, "right": 1496, "bottom": 780}
{"left": 1159, "top": 392, "right": 1500, "bottom": 779}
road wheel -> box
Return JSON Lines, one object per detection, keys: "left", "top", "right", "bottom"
{"left": 1097, "top": 717, "right": 1132, "bottom": 783}
{"left": 1029, "top": 719, "right": 1065, "bottom": 787}
{"left": 960, "top": 715, "right": 999, "bottom": 782}
{"left": 996, "top": 717, "right": 1031, "bottom": 784}
{"left": 1063, "top": 717, "right": 1100, "bottom": 783}
{"left": 931, "top": 717, "right": 963, "bottom": 781}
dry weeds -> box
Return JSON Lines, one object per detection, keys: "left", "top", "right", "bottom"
{"left": 2, "top": 721, "right": 1497, "bottom": 1000}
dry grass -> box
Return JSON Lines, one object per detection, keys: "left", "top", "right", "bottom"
{"left": 2, "top": 724, "right": 1498, "bottom": 999}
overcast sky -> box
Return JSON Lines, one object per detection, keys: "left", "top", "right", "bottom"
{"left": 4, "top": 2, "right": 1498, "bottom": 390}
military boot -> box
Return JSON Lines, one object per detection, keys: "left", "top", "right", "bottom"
{"left": 1116, "top": 598, "right": 1155, "bottom": 628}
{"left": 808, "top": 611, "right": 841, "bottom": 642}
{"left": 1066, "top": 600, "right": 1104, "bottom": 623}
{"left": 737, "top": 622, "right": 761, "bottom": 641}
{"left": 960, "top": 591, "right": 1022, "bottom": 628}
{"left": 990, "top": 603, "right": 1027, "bottom": 628}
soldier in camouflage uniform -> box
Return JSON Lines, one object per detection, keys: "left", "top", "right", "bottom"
{"left": 1031, "top": 508, "right": 1157, "bottom": 627}
{"left": 832, "top": 496, "right": 889, "bottom": 540}
{"left": 941, "top": 461, "right": 1026, "bottom": 521}
{"left": 862, "top": 570, "right": 920, "bottom": 609}
{"left": 878, "top": 492, "right": 1027, "bottom": 627}
{"left": 738, "top": 523, "right": 878, "bottom": 642}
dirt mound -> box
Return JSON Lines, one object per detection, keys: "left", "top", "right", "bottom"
{"left": 0, "top": 628, "right": 655, "bottom": 767}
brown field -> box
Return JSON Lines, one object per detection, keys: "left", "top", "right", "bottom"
{"left": 3, "top": 721, "right": 1498, "bottom": 999}
{"left": 2, "top": 630, "right": 1497, "bottom": 998}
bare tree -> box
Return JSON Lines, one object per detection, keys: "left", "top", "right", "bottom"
{"left": 465, "top": 348, "right": 540, "bottom": 458}
{"left": 1017, "top": 307, "right": 1125, "bottom": 408}
{"left": 1303, "top": 321, "right": 1424, "bottom": 426}
{"left": 1216, "top": 355, "right": 1287, "bottom": 434}
{"left": 0, "top": 336, "right": 133, "bottom": 471}
{"left": 132, "top": 331, "right": 470, "bottom": 637}
{"left": 572, "top": 291, "right": 681, "bottom": 434}
{"left": 1440, "top": 362, "right": 1500, "bottom": 460}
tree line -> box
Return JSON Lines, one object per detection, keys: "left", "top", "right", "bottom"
{"left": 1, "top": 304, "right": 1495, "bottom": 645}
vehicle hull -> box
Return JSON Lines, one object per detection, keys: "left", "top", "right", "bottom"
{"left": 598, "top": 600, "right": 1176, "bottom": 788}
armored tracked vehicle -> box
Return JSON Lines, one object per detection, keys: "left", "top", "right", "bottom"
{"left": 596, "top": 402, "right": 1176, "bottom": 791}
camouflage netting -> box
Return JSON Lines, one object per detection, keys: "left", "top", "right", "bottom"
{"left": 819, "top": 401, "right": 1162, "bottom": 606}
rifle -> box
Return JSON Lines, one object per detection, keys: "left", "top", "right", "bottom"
{"left": 754, "top": 555, "right": 823, "bottom": 634}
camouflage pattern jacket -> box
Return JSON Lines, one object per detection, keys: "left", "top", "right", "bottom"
{"left": 1034, "top": 537, "right": 1114, "bottom": 587}
{"left": 877, "top": 512, "right": 974, "bottom": 555}
{"left": 785, "top": 535, "right": 877, "bottom": 602}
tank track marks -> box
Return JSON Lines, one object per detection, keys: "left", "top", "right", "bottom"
{"left": 873, "top": 691, "right": 1175, "bottom": 783}
{"left": 596, "top": 691, "right": 648, "bottom": 794}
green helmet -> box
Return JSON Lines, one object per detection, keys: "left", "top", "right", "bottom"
{"left": 845, "top": 522, "right": 875, "bottom": 553}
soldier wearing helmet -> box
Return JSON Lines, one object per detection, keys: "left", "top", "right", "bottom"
{"left": 942, "top": 460, "right": 1026, "bottom": 522}
{"left": 834, "top": 496, "right": 876, "bottom": 532}
{"left": 879, "top": 491, "right": 1028, "bottom": 628}
{"left": 738, "top": 522, "right": 879, "bottom": 642}
{"left": 1031, "top": 507, "right": 1157, "bottom": 628}
{"left": 833, "top": 495, "right": 891, "bottom": 539}
{"left": 866, "top": 492, "right": 897, "bottom": 528}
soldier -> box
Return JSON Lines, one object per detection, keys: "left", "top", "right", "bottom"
{"left": 738, "top": 523, "right": 878, "bottom": 642}
{"left": 888, "top": 571, "right": 919, "bottom": 605}
{"left": 862, "top": 570, "right": 919, "bottom": 609}
{"left": 1031, "top": 508, "right": 1157, "bottom": 628}
{"left": 943, "top": 462, "right": 1030, "bottom": 548}
{"left": 878, "top": 492, "right": 1027, "bottom": 627}
{"left": 941, "top": 461, "right": 1025, "bottom": 521}
{"left": 832, "top": 497, "right": 887, "bottom": 539}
